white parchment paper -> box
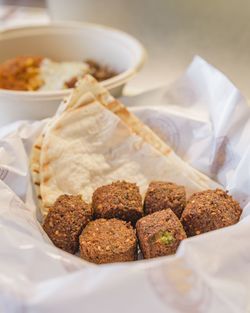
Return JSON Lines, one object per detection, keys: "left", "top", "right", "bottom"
{"left": 0, "top": 56, "right": 250, "bottom": 313}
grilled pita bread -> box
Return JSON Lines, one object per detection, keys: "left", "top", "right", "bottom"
{"left": 30, "top": 91, "right": 96, "bottom": 214}
{"left": 31, "top": 75, "right": 220, "bottom": 216}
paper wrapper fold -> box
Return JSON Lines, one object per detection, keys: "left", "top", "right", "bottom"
{"left": 0, "top": 56, "right": 250, "bottom": 313}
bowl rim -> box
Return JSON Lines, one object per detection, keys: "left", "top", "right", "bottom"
{"left": 0, "top": 21, "right": 147, "bottom": 98}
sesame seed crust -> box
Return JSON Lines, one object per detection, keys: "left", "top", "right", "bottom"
{"left": 92, "top": 181, "right": 143, "bottom": 225}
{"left": 43, "top": 194, "right": 92, "bottom": 254}
{"left": 144, "top": 181, "right": 186, "bottom": 218}
{"left": 180, "top": 189, "right": 242, "bottom": 236}
{"left": 136, "top": 209, "right": 187, "bottom": 259}
{"left": 79, "top": 218, "right": 137, "bottom": 264}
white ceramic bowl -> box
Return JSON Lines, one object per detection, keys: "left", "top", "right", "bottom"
{"left": 0, "top": 22, "right": 146, "bottom": 127}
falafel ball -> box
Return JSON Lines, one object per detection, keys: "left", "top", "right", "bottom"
{"left": 92, "top": 181, "right": 143, "bottom": 225}
{"left": 144, "top": 181, "right": 186, "bottom": 218}
{"left": 136, "top": 209, "right": 187, "bottom": 259}
{"left": 181, "top": 189, "right": 242, "bottom": 237}
{"left": 43, "top": 194, "right": 92, "bottom": 254}
{"left": 79, "top": 218, "right": 137, "bottom": 264}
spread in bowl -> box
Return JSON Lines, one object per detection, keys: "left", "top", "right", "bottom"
{"left": 0, "top": 56, "right": 117, "bottom": 91}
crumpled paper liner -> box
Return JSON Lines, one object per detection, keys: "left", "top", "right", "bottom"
{"left": 0, "top": 56, "right": 249, "bottom": 313}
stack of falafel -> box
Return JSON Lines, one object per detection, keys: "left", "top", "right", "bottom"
{"left": 43, "top": 181, "right": 242, "bottom": 264}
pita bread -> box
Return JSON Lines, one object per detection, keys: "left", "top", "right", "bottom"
{"left": 66, "top": 75, "right": 217, "bottom": 188}
{"left": 30, "top": 90, "right": 97, "bottom": 215}
{"left": 30, "top": 132, "right": 44, "bottom": 209}
{"left": 31, "top": 75, "right": 220, "bottom": 216}
{"left": 67, "top": 75, "right": 171, "bottom": 155}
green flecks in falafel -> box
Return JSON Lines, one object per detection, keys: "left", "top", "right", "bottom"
{"left": 159, "top": 231, "right": 174, "bottom": 245}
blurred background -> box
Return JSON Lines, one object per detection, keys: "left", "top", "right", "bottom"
{"left": 1, "top": 0, "right": 250, "bottom": 96}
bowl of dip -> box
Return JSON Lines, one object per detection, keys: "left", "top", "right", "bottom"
{"left": 0, "top": 22, "right": 146, "bottom": 126}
